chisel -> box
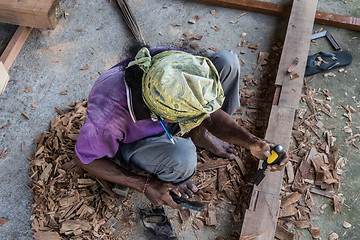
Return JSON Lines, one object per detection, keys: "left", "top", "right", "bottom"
{"left": 253, "top": 145, "right": 284, "bottom": 185}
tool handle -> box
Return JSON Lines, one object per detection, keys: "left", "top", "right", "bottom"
{"left": 266, "top": 145, "right": 284, "bottom": 164}
{"left": 253, "top": 145, "right": 284, "bottom": 185}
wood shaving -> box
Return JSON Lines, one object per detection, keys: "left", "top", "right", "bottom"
{"left": 0, "top": 218, "right": 8, "bottom": 226}
{"left": 22, "top": 112, "right": 30, "bottom": 119}
{"left": 324, "top": 72, "right": 336, "bottom": 77}
{"left": 240, "top": 232, "right": 263, "bottom": 240}
{"left": 24, "top": 87, "right": 33, "bottom": 93}
{"left": 328, "top": 232, "right": 339, "bottom": 240}
{"left": 248, "top": 43, "right": 259, "bottom": 50}
{"left": 0, "top": 122, "right": 11, "bottom": 130}
{"left": 0, "top": 147, "right": 8, "bottom": 158}
{"left": 237, "top": 12, "right": 247, "bottom": 18}
{"left": 309, "top": 226, "right": 321, "bottom": 238}
{"left": 290, "top": 73, "right": 300, "bottom": 79}
{"left": 208, "top": 46, "right": 219, "bottom": 52}
{"left": 287, "top": 57, "right": 299, "bottom": 73}
{"left": 183, "top": 30, "right": 192, "bottom": 37}
{"left": 188, "top": 16, "right": 200, "bottom": 24}
{"left": 80, "top": 66, "right": 89, "bottom": 70}
{"left": 211, "top": 24, "right": 221, "bottom": 31}
{"left": 190, "top": 34, "right": 203, "bottom": 41}
{"left": 63, "top": 11, "right": 69, "bottom": 19}
{"left": 342, "top": 221, "right": 351, "bottom": 228}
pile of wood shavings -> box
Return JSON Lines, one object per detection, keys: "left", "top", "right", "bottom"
{"left": 29, "top": 100, "right": 136, "bottom": 240}
{"left": 190, "top": 147, "right": 257, "bottom": 230}
{"left": 275, "top": 83, "right": 348, "bottom": 239}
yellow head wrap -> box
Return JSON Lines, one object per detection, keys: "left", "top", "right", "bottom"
{"left": 127, "top": 47, "right": 225, "bottom": 134}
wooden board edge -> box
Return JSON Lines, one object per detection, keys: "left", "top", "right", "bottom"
{"left": 191, "top": 0, "right": 360, "bottom": 31}
{"left": 240, "top": 0, "right": 318, "bottom": 239}
{"left": 192, "top": 0, "right": 289, "bottom": 18}
{"left": 0, "top": 62, "right": 10, "bottom": 96}
{"left": 0, "top": 26, "right": 32, "bottom": 71}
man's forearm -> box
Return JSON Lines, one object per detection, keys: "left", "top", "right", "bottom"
{"left": 202, "top": 109, "right": 258, "bottom": 149}
{"left": 73, "top": 154, "right": 146, "bottom": 192}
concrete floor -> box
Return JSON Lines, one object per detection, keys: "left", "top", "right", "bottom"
{"left": 0, "top": 0, "right": 359, "bottom": 239}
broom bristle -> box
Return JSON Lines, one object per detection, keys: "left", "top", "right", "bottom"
{"left": 116, "top": 0, "right": 146, "bottom": 45}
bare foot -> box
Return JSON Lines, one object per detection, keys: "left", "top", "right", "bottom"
{"left": 188, "top": 126, "right": 237, "bottom": 159}
{"left": 177, "top": 181, "right": 198, "bottom": 198}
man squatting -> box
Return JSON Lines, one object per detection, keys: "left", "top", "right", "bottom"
{"left": 73, "top": 46, "right": 288, "bottom": 209}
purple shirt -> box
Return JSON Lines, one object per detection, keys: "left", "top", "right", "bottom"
{"left": 75, "top": 47, "right": 175, "bottom": 164}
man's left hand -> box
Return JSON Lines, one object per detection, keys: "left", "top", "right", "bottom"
{"left": 249, "top": 138, "right": 289, "bottom": 171}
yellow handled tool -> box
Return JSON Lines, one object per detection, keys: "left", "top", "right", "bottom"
{"left": 253, "top": 145, "right": 284, "bottom": 185}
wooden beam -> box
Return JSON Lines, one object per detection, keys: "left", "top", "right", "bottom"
{"left": 0, "top": 0, "right": 61, "bottom": 30}
{"left": 193, "top": 0, "right": 289, "bottom": 18}
{"left": 0, "top": 26, "right": 32, "bottom": 71}
{"left": 240, "top": 0, "right": 318, "bottom": 239}
{"left": 0, "top": 62, "right": 10, "bottom": 96}
{"left": 192, "top": 0, "right": 360, "bottom": 31}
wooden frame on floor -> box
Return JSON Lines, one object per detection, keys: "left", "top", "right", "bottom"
{"left": 0, "top": 26, "right": 32, "bottom": 95}
{"left": 192, "top": 0, "right": 360, "bottom": 31}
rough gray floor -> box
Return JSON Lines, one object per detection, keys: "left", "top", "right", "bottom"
{"left": 0, "top": 0, "right": 359, "bottom": 239}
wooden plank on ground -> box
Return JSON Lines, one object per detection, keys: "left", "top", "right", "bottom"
{"left": 0, "top": 0, "right": 61, "bottom": 29}
{"left": 240, "top": 0, "right": 318, "bottom": 239}
{"left": 0, "top": 26, "right": 32, "bottom": 71}
{"left": 0, "top": 62, "right": 10, "bottom": 96}
{"left": 191, "top": 0, "right": 360, "bottom": 31}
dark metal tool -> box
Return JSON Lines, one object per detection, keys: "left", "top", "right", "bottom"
{"left": 253, "top": 145, "right": 284, "bottom": 186}
{"left": 311, "top": 31, "right": 341, "bottom": 50}
{"left": 170, "top": 192, "right": 204, "bottom": 212}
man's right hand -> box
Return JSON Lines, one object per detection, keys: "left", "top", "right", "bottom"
{"left": 144, "top": 178, "right": 182, "bottom": 210}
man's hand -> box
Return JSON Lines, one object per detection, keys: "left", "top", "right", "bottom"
{"left": 145, "top": 178, "right": 182, "bottom": 210}
{"left": 249, "top": 138, "right": 289, "bottom": 172}
{"left": 73, "top": 154, "right": 183, "bottom": 209}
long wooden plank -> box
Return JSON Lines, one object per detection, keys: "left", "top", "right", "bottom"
{"left": 0, "top": 0, "right": 61, "bottom": 29}
{"left": 192, "top": 0, "right": 360, "bottom": 31}
{"left": 0, "top": 62, "right": 10, "bottom": 96}
{"left": 0, "top": 26, "right": 32, "bottom": 71}
{"left": 240, "top": 0, "right": 318, "bottom": 239}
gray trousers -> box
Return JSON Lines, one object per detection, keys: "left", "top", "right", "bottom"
{"left": 119, "top": 50, "right": 241, "bottom": 184}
